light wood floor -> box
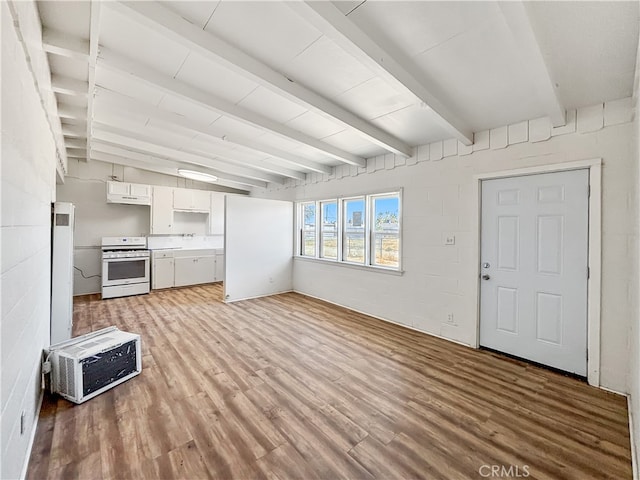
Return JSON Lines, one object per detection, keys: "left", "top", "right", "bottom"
{"left": 28, "top": 283, "right": 631, "bottom": 479}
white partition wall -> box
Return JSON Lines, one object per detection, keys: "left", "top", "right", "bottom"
{"left": 224, "top": 196, "right": 293, "bottom": 302}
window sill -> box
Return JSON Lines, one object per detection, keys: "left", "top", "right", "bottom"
{"left": 293, "top": 255, "right": 404, "bottom": 276}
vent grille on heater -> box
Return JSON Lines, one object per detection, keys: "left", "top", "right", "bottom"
{"left": 81, "top": 340, "right": 138, "bottom": 397}
{"left": 58, "top": 356, "right": 75, "bottom": 397}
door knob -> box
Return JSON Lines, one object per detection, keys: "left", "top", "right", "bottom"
{"left": 481, "top": 274, "right": 491, "bottom": 280}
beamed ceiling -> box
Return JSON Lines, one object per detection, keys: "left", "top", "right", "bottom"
{"left": 37, "top": 1, "right": 640, "bottom": 192}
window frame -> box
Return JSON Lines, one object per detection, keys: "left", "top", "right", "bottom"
{"left": 295, "top": 189, "right": 403, "bottom": 273}
{"left": 369, "top": 192, "right": 402, "bottom": 269}
{"left": 299, "top": 201, "right": 318, "bottom": 258}
{"left": 319, "top": 199, "right": 339, "bottom": 260}
{"left": 342, "top": 196, "right": 366, "bottom": 265}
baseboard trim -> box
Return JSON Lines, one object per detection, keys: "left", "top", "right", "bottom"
{"left": 225, "top": 289, "right": 294, "bottom": 304}
{"left": 291, "top": 290, "right": 629, "bottom": 396}
{"left": 630, "top": 395, "right": 639, "bottom": 480}
{"left": 19, "top": 389, "right": 44, "bottom": 480}
{"left": 292, "top": 289, "right": 472, "bottom": 349}
{"left": 600, "top": 385, "right": 628, "bottom": 397}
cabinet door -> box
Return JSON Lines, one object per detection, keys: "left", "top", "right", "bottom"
{"left": 173, "top": 188, "right": 193, "bottom": 210}
{"left": 108, "top": 181, "right": 129, "bottom": 196}
{"left": 174, "top": 256, "right": 216, "bottom": 286}
{"left": 151, "top": 186, "right": 174, "bottom": 234}
{"left": 215, "top": 254, "right": 224, "bottom": 281}
{"left": 194, "top": 256, "right": 216, "bottom": 284}
{"left": 130, "top": 183, "right": 151, "bottom": 197}
{"left": 174, "top": 188, "right": 211, "bottom": 211}
{"left": 173, "top": 257, "right": 193, "bottom": 287}
{"left": 192, "top": 190, "right": 211, "bottom": 212}
{"left": 209, "top": 193, "right": 225, "bottom": 235}
{"left": 152, "top": 258, "right": 174, "bottom": 289}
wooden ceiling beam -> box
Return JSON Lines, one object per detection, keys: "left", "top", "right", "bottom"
{"left": 498, "top": 2, "right": 566, "bottom": 126}
{"left": 92, "top": 125, "right": 286, "bottom": 185}
{"left": 90, "top": 150, "right": 256, "bottom": 191}
{"left": 288, "top": 1, "right": 475, "bottom": 145}
{"left": 42, "top": 28, "right": 89, "bottom": 60}
{"left": 97, "top": 46, "right": 367, "bottom": 168}
{"left": 86, "top": 1, "right": 102, "bottom": 161}
{"left": 95, "top": 89, "right": 333, "bottom": 175}
{"left": 51, "top": 75, "right": 88, "bottom": 97}
{"left": 113, "top": 1, "right": 412, "bottom": 157}
{"left": 93, "top": 121, "right": 306, "bottom": 181}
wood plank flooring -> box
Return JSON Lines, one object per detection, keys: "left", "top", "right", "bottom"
{"left": 28, "top": 284, "right": 632, "bottom": 479}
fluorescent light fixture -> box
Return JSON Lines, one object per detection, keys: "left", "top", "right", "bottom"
{"left": 177, "top": 169, "right": 218, "bottom": 183}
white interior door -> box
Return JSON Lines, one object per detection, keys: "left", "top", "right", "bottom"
{"left": 480, "top": 169, "right": 589, "bottom": 376}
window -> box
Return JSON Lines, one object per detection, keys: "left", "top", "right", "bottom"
{"left": 320, "top": 200, "right": 338, "bottom": 259}
{"left": 343, "top": 197, "right": 365, "bottom": 264}
{"left": 301, "top": 202, "right": 316, "bottom": 256}
{"left": 371, "top": 194, "right": 400, "bottom": 268}
{"left": 296, "top": 191, "right": 401, "bottom": 271}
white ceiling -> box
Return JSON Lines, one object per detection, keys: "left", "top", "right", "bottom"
{"left": 38, "top": 0, "right": 640, "bottom": 192}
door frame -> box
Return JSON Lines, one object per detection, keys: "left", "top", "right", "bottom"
{"left": 471, "top": 158, "right": 602, "bottom": 387}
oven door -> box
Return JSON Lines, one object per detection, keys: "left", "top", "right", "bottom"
{"left": 102, "top": 256, "right": 150, "bottom": 287}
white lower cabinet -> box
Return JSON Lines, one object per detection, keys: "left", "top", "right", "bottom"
{"left": 152, "top": 257, "right": 175, "bottom": 289}
{"left": 174, "top": 256, "right": 216, "bottom": 287}
{"left": 152, "top": 249, "right": 223, "bottom": 289}
{"left": 215, "top": 253, "right": 224, "bottom": 281}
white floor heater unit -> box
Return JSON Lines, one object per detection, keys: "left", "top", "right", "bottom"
{"left": 47, "top": 327, "right": 142, "bottom": 404}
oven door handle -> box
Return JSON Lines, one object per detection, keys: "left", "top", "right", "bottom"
{"left": 102, "top": 256, "right": 149, "bottom": 262}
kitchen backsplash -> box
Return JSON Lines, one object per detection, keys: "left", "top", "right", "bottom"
{"left": 147, "top": 235, "right": 224, "bottom": 250}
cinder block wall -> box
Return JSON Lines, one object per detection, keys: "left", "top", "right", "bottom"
{"left": 257, "top": 98, "right": 638, "bottom": 395}
{"left": 1, "top": 3, "right": 58, "bottom": 478}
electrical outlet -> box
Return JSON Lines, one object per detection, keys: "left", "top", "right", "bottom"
{"left": 446, "top": 313, "right": 455, "bottom": 324}
{"left": 444, "top": 235, "right": 455, "bottom": 245}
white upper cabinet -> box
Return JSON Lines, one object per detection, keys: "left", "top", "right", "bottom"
{"left": 173, "top": 188, "right": 210, "bottom": 212}
{"left": 106, "top": 181, "right": 151, "bottom": 205}
{"left": 129, "top": 183, "right": 151, "bottom": 197}
{"left": 107, "top": 181, "right": 129, "bottom": 196}
{"left": 151, "top": 186, "right": 174, "bottom": 234}
{"left": 209, "top": 192, "right": 226, "bottom": 235}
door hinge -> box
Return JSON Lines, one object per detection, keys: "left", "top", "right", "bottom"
{"left": 588, "top": 185, "right": 591, "bottom": 198}
{"left": 587, "top": 266, "right": 590, "bottom": 279}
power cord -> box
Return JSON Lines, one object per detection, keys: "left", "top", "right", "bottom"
{"left": 74, "top": 266, "right": 101, "bottom": 279}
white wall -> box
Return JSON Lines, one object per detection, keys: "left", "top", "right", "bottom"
{"left": 632, "top": 106, "right": 640, "bottom": 478}
{"left": 56, "top": 159, "right": 242, "bottom": 295}
{"left": 1, "top": 3, "right": 59, "bottom": 478}
{"left": 224, "top": 196, "right": 293, "bottom": 302}
{"left": 629, "top": 32, "right": 640, "bottom": 476}
{"left": 256, "top": 99, "right": 638, "bottom": 394}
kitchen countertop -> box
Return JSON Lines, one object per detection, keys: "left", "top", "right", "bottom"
{"left": 149, "top": 247, "right": 223, "bottom": 251}
{"left": 150, "top": 247, "right": 224, "bottom": 256}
